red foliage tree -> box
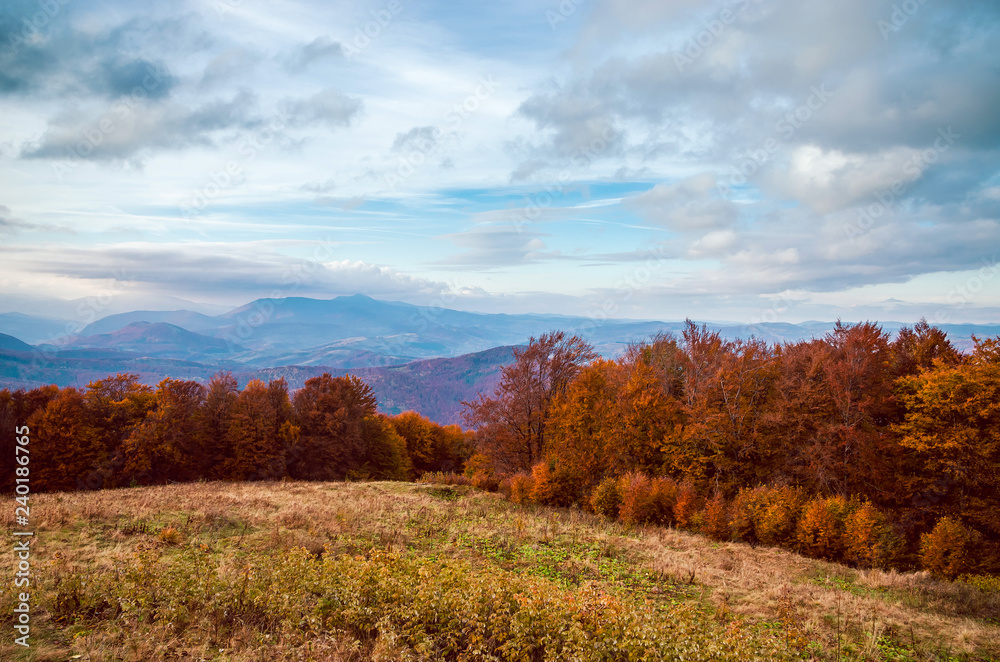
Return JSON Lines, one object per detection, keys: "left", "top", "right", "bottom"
{"left": 290, "top": 373, "right": 378, "bottom": 480}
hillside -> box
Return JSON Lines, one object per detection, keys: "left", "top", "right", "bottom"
{"left": 61, "top": 322, "right": 243, "bottom": 362}
{"left": 237, "top": 345, "right": 516, "bottom": 424}
{"left": 351, "top": 344, "right": 515, "bottom": 423}
{"left": 0, "top": 332, "right": 32, "bottom": 353}
{"left": 1, "top": 481, "right": 995, "bottom": 661}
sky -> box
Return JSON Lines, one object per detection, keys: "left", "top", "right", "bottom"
{"left": 1, "top": 0, "right": 999, "bottom": 325}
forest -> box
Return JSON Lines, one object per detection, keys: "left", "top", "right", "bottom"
{"left": 2, "top": 318, "right": 998, "bottom": 580}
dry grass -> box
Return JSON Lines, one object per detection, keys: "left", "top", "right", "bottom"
{"left": 632, "top": 526, "right": 999, "bottom": 658}
{"left": 0, "top": 480, "right": 996, "bottom": 661}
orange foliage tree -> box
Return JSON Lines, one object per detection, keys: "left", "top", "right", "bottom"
{"left": 223, "top": 379, "right": 294, "bottom": 481}
{"left": 764, "top": 323, "right": 899, "bottom": 499}
{"left": 0, "top": 386, "right": 60, "bottom": 492}
{"left": 463, "top": 332, "right": 596, "bottom": 473}
{"left": 391, "top": 410, "right": 473, "bottom": 477}
{"left": 81, "top": 374, "right": 155, "bottom": 488}
{"left": 28, "top": 388, "right": 95, "bottom": 492}
{"left": 895, "top": 337, "right": 1000, "bottom": 538}
{"left": 122, "top": 379, "right": 206, "bottom": 484}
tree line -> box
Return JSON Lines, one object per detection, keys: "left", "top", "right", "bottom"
{"left": 0, "top": 373, "right": 472, "bottom": 492}
{"left": 3, "top": 318, "right": 997, "bottom": 577}
{"left": 461, "top": 322, "right": 1000, "bottom": 577}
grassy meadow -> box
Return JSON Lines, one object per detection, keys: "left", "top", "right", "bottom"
{"left": 1, "top": 480, "right": 997, "bottom": 661}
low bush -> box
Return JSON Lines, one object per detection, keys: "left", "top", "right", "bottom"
{"left": 418, "top": 471, "right": 472, "bottom": 486}
{"left": 673, "top": 479, "right": 700, "bottom": 530}
{"left": 42, "top": 545, "right": 804, "bottom": 661}
{"left": 529, "top": 459, "right": 583, "bottom": 507}
{"left": 730, "top": 485, "right": 806, "bottom": 548}
{"left": 619, "top": 473, "right": 678, "bottom": 526}
{"left": 699, "top": 492, "right": 730, "bottom": 541}
{"left": 843, "top": 502, "right": 904, "bottom": 569}
{"left": 463, "top": 452, "right": 500, "bottom": 491}
{"left": 796, "top": 496, "right": 856, "bottom": 562}
{"left": 589, "top": 475, "right": 624, "bottom": 518}
{"left": 502, "top": 472, "right": 535, "bottom": 505}
{"left": 921, "top": 516, "right": 982, "bottom": 580}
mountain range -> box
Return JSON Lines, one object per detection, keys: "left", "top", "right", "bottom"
{"left": 2, "top": 294, "right": 998, "bottom": 424}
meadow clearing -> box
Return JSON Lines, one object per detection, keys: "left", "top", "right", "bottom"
{"left": 1, "top": 480, "right": 997, "bottom": 661}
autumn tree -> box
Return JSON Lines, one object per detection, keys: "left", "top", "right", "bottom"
{"left": 617, "top": 337, "right": 688, "bottom": 475}
{"left": 81, "top": 374, "right": 155, "bottom": 488}
{"left": 121, "top": 379, "right": 207, "bottom": 484}
{"left": 763, "top": 322, "right": 899, "bottom": 499}
{"left": 895, "top": 337, "right": 1000, "bottom": 537}
{"left": 821, "top": 321, "right": 899, "bottom": 496}
{"left": 200, "top": 372, "right": 239, "bottom": 478}
{"left": 546, "top": 359, "right": 624, "bottom": 484}
{"left": 0, "top": 386, "right": 60, "bottom": 493}
{"left": 760, "top": 339, "right": 830, "bottom": 488}
{"left": 290, "top": 373, "right": 378, "bottom": 480}
{"left": 678, "top": 332, "right": 777, "bottom": 490}
{"left": 891, "top": 318, "right": 961, "bottom": 378}
{"left": 390, "top": 410, "right": 473, "bottom": 477}
{"left": 669, "top": 321, "right": 730, "bottom": 484}
{"left": 0, "top": 389, "right": 14, "bottom": 493}
{"left": 27, "top": 388, "right": 98, "bottom": 492}
{"left": 358, "top": 413, "right": 411, "bottom": 480}
{"left": 463, "top": 331, "right": 596, "bottom": 473}
{"left": 220, "top": 379, "right": 291, "bottom": 481}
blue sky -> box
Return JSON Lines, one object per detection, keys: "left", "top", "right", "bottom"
{"left": 1, "top": 0, "right": 999, "bottom": 324}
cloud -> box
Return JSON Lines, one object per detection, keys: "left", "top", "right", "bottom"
{"left": 301, "top": 179, "right": 337, "bottom": 193}
{"left": 628, "top": 174, "right": 738, "bottom": 231}
{"left": 89, "top": 57, "right": 177, "bottom": 100}
{"left": 0, "top": 0, "right": 998, "bottom": 325}
{"left": 0, "top": 205, "right": 32, "bottom": 233}
{"left": 760, "top": 144, "right": 929, "bottom": 214}
{"left": 688, "top": 230, "right": 740, "bottom": 258}
{"left": 20, "top": 90, "right": 261, "bottom": 163}
{"left": 392, "top": 126, "right": 440, "bottom": 153}
{"left": 0, "top": 242, "right": 449, "bottom": 301}
{"left": 511, "top": 87, "right": 625, "bottom": 180}
{"left": 199, "top": 48, "right": 261, "bottom": 88}
{"left": 282, "top": 89, "right": 363, "bottom": 128}
{"left": 437, "top": 226, "right": 558, "bottom": 267}
{"left": 0, "top": 205, "right": 70, "bottom": 234}
{"left": 0, "top": 10, "right": 201, "bottom": 99}
{"left": 285, "top": 36, "right": 343, "bottom": 72}
{"left": 319, "top": 260, "right": 448, "bottom": 298}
